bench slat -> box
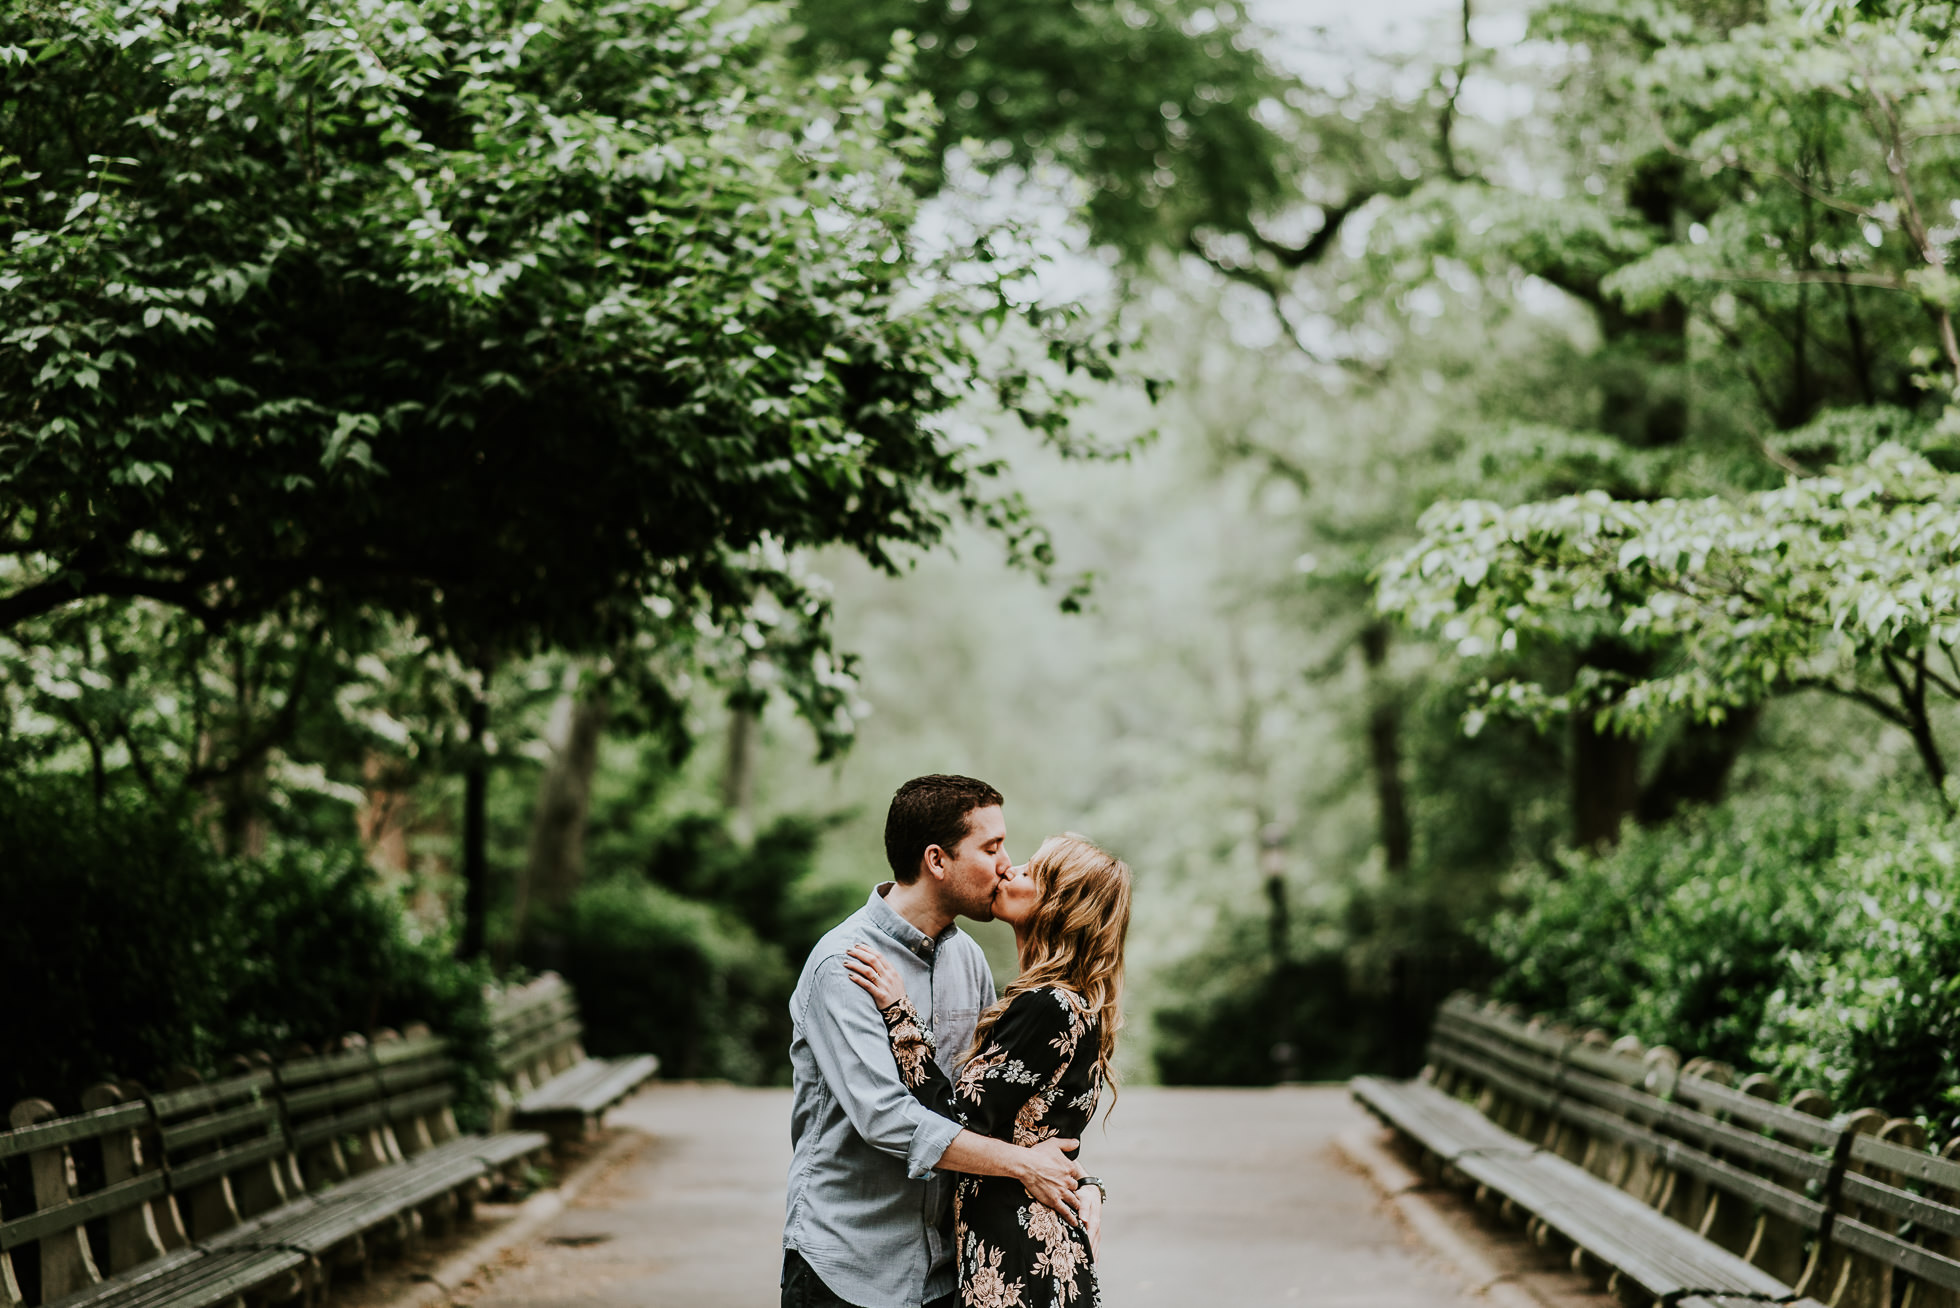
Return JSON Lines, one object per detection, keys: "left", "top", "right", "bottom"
{"left": 0, "top": 1102, "right": 152, "bottom": 1161}
{"left": 1833, "top": 1215, "right": 1960, "bottom": 1291}
{"left": 1669, "top": 1072, "right": 1843, "bottom": 1149}
{"left": 1351, "top": 1076, "right": 1537, "bottom": 1162}
{"left": 166, "top": 1130, "right": 289, "bottom": 1192}
{"left": 1437, "top": 1018, "right": 1837, "bottom": 1186}
{"left": 1847, "top": 1132, "right": 1960, "bottom": 1193}
{"left": 1550, "top": 1096, "right": 1827, "bottom": 1229}
{"left": 158, "top": 1100, "right": 280, "bottom": 1153}
{"left": 0, "top": 1171, "right": 171, "bottom": 1252}
{"left": 518, "top": 1055, "right": 657, "bottom": 1116}
{"left": 147, "top": 1072, "right": 276, "bottom": 1119}
{"left": 1556, "top": 1066, "right": 1833, "bottom": 1184}
{"left": 1499, "top": 1152, "right": 1793, "bottom": 1297}
{"left": 1430, "top": 1041, "right": 1562, "bottom": 1115}
{"left": 1840, "top": 1170, "right": 1960, "bottom": 1237}
{"left": 42, "top": 1247, "right": 304, "bottom": 1308}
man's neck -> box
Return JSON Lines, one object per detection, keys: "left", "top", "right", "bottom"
{"left": 883, "top": 879, "right": 954, "bottom": 941}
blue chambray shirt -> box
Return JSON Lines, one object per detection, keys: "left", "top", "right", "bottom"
{"left": 783, "top": 883, "right": 995, "bottom": 1308}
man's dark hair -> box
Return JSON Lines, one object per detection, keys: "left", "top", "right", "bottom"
{"left": 884, "top": 774, "right": 1004, "bottom": 884}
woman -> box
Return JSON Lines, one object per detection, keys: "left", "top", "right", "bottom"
{"left": 845, "top": 833, "right": 1131, "bottom": 1308}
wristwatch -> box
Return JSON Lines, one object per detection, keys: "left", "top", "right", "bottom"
{"left": 1076, "top": 1176, "right": 1108, "bottom": 1203}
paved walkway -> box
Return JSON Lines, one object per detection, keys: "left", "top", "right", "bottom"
{"left": 464, "top": 1085, "right": 1478, "bottom": 1308}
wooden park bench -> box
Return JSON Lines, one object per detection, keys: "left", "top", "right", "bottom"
{"left": 487, "top": 973, "right": 658, "bottom": 1145}
{"left": 1353, "top": 994, "right": 1960, "bottom": 1308}
{"left": 0, "top": 1026, "right": 550, "bottom": 1308}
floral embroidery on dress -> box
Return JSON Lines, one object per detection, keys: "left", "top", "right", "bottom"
{"left": 1012, "top": 1091, "right": 1057, "bottom": 1146}
{"left": 879, "top": 997, "right": 936, "bottom": 1089}
{"left": 883, "top": 985, "right": 1103, "bottom": 1308}
{"left": 962, "top": 1235, "right": 1028, "bottom": 1308}
{"left": 1024, "top": 1201, "right": 1089, "bottom": 1300}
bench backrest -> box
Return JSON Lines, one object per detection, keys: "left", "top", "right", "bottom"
{"left": 1426, "top": 994, "right": 1960, "bottom": 1307}
{"left": 0, "top": 1029, "right": 460, "bottom": 1307}
{"left": 486, "top": 973, "right": 585, "bottom": 1126}
{"left": 278, "top": 1028, "right": 459, "bottom": 1188}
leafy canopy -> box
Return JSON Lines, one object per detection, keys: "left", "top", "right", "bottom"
{"left": 790, "top": 0, "right": 1302, "bottom": 260}
{"left": 1, "top": 0, "right": 1107, "bottom": 675}
{"left": 1374, "top": 0, "right": 1960, "bottom": 799}
{"left": 1379, "top": 438, "right": 1960, "bottom": 794}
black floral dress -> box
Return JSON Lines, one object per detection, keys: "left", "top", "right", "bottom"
{"left": 880, "top": 986, "right": 1102, "bottom": 1308}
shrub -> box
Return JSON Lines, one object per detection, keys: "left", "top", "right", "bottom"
{"left": 541, "top": 879, "right": 796, "bottom": 1084}
{"left": 1152, "top": 884, "right": 1491, "bottom": 1085}
{"left": 1488, "top": 790, "right": 1960, "bottom": 1125}
{"left": 1754, "top": 823, "right": 1960, "bottom": 1124}
{"left": 530, "top": 809, "right": 857, "bottom": 1084}
{"left": 0, "top": 774, "right": 491, "bottom": 1118}
{"left": 1, "top": 776, "right": 237, "bottom": 1109}
{"left": 1488, "top": 796, "right": 1845, "bottom": 1067}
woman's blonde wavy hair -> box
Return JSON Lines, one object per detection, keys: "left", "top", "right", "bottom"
{"left": 967, "top": 833, "right": 1132, "bottom": 1111}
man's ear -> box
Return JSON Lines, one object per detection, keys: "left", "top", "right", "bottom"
{"left": 920, "top": 843, "right": 949, "bottom": 884}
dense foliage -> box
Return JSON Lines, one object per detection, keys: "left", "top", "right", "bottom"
{"left": 1, "top": 0, "right": 1096, "bottom": 660}
{"left": 1153, "top": 884, "right": 1489, "bottom": 1084}
{"left": 1490, "top": 790, "right": 1960, "bottom": 1125}
{"left": 523, "top": 741, "right": 856, "bottom": 1082}
{"left": 0, "top": 0, "right": 1172, "bottom": 1079}
{"left": 0, "top": 774, "right": 491, "bottom": 1116}
{"left": 792, "top": 0, "right": 1302, "bottom": 259}
{"left": 1380, "top": 440, "right": 1960, "bottom": 796}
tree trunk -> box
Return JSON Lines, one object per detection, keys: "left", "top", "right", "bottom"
{"left": 212, "top": 637, "right": 270, "bottom": 858}
{"left": 1360, "top": 621, "right": 1412, "bottom": 875}
{"left": 1258, "top": 822, "right": 1299, "bottom": 1083}
{"left": 512, "top": 688, "right": 610, "bottom": 946}
{"left": 458, "top": 663, "right": 492, "bottom": 961}
{"left": 1636, "top": 708, "right": 1761, "bottom": 826}
{"left": 1571, "top": 709, "right": 1641, "bottom": 850}
{"left": 722, "top": 699, "right": 759, "bottom": 845}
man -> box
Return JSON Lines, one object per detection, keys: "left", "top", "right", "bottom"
{"left": 782, "top": 774, "right": 1085, "bottom": 1308}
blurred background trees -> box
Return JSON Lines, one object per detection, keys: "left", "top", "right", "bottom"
{"left": 8, "top": 0, "right": 1960, "bottom": 1119}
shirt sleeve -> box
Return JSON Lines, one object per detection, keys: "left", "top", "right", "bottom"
{"left": 799, "top": 954, "right": 963, "bottom": 1178}
{"left": 950, "top": 987, "right": 1091, "bottom": 1145}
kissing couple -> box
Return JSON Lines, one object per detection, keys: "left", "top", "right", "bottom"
{"left": 782, "top": 774, "right": 1132, "bottom": 1308}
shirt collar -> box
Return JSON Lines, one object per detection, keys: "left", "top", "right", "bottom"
{"left": 868, "top": 882, "right": 956, "bottom": 961}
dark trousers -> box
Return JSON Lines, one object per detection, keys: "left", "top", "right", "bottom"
{"left": 781, "top": 1249, "right": 956, "bottom": 1308}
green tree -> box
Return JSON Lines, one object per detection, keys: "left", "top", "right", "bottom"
{"left": 1377, "top": 0, "right": 1960, "bottom": 817}
{"left": 791, "top": 0, "right": 1305, "bottom": 260}
{"left": 3, "top": 0, "right": 1141, "bottom": 950}
{"left": 2, "top": 0, "right": 1105, "bottom": 665}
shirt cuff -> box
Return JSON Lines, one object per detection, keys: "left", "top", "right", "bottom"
{"left": 907, "top": 1107, "right": 962, "bottom": 1179}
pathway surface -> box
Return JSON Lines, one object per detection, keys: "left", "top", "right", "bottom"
{"left": 462, "top": 1084, "right": 1481, "bottom": 1308}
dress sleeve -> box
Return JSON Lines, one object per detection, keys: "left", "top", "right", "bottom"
{"left": 879, "top": 997, "right": 962, "bottom": 1120}
{"left": 798, "top": 957, "right": 962, "bottom": 1178}
{"left": 949, "top": 987, "right": 1091, "bottom": 1146}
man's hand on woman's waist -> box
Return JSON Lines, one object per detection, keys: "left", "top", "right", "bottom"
{"left": 935, "top": 1131, "right": 1085, "bottom": 1225}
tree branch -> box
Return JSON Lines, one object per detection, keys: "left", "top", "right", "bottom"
{"left": 1687, "top": 268, "right": 1910, "bottom": 292}
{"left": 1439, "top": 0, "right": 1472, "bottom": 179}
{"left": 184, "top": 619, "right": 330, "bottom": 786}
{"left": 1249, "top": 192, "right": 1383, "bottom": 269}
{"left": 0, "top": 571, "right": 221, "bottom": 631}
{"left": 1807, "top": 678, "right": 1913, "bottom": 727}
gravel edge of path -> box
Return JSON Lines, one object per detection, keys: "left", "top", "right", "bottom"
{"left": 1334, "top": 1125, "right": 1561, "bottom": 1308}
{"left": 385, "top": 1127, "right": 656, "bottom": 1308}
